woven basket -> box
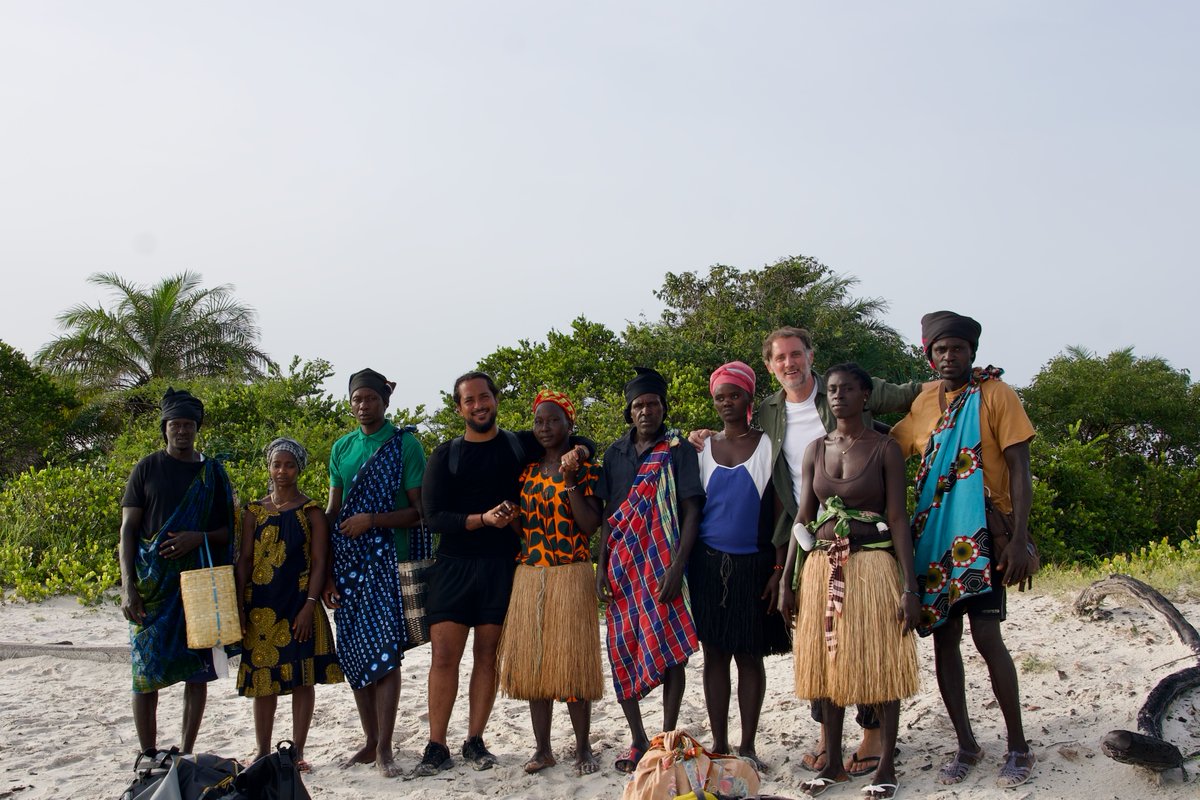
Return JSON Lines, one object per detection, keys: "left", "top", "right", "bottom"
{"left": 397, "top": 558, "right": 434, "bottom": 649}
{"left": 180, "top": 564, "right": 240, "bottom": 649}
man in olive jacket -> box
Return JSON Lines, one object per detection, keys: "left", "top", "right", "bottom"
{"left": 756, "top": 327, "right": 924, "bottom": 551}
{"left": 693, "top": 325, "right": 923, "bottom": 775}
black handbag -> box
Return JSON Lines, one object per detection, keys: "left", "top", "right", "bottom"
{"left": 226, "top": 741, "right": 311, "bottom": 800}
{"left": 119, "top": 748, "right": 241, "bottom": 800}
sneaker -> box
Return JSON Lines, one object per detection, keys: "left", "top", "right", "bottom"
{"left": 410, "top": 741, "right": 452, "bottom": 777}
{"left": 462, "top": 736, "right": 498, "bottom": 771}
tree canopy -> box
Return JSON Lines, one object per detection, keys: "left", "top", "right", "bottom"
{"left": 1021, "top": 346, "right": 1200, "bottom": 466}
{"left": 6, "top": 260, "right": 1200, "bottom": 600}
{"left": 406, "top": 255, "right": 927, "bottom": 449}
{"left": 0, "top": 341, "right": 78, "bottom": 476}
{"left": 624, "top": 255, "right": 928, "bottom": 395}
{"left": 36, "top": 271, "right": 273, "bottom": 392}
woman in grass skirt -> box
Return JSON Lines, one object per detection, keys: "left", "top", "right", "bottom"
{"left": 496, "top": 390, "right": 604, "bottom": 776}
{"left": 689, "top": 361, "right": 791, "bottom": 769}
{"left": 782, "top": 364, "right": 920, "bottom": 800}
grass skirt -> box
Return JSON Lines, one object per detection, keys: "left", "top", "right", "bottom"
{"left": 497, "top": 561, "right": 604, "bottom": 702}
{"left": 793, "top": 549, "right": 918, "bottom": 707}
{"left": 690, "top": 545, "right": 791, "bottom": 656}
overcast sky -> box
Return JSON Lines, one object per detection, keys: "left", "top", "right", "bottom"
{"left": 2, "top": 2, "right": 1195, "bottom": 412}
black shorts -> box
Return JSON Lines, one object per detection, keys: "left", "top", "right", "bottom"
{"left": 425, "top": 554, "right": 516, "bottom": 627}
{"left": 946, "top": 566, "right": 1007, "bottom": 622}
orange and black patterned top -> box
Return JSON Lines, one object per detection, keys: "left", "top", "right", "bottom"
{"left": 517, "top": 459, "right": 600, "bottom": 567}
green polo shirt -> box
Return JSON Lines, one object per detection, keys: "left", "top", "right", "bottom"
{"left": 329, "top": 420, "right": 426, "bottom": 560}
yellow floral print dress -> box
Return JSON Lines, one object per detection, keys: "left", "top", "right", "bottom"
{"left": 236, "top": 499, "right": 343, "bottom": 697}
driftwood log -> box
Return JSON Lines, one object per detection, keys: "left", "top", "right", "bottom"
{"left": 1075, "top": 574, "right": 1200, "bottom": 776}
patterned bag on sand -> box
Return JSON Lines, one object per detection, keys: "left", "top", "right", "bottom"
{"left": 620, "top": 729, "right": 760, "bottom": 800}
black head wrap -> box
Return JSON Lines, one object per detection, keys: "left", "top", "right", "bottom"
{"left": 160, "top": 387, "right": 203, "bottom": 442}
{"left": 623, "top": 366, "right": 669, "bottom": 424}
{"left": 348, "top": 368, "right": 393, "bottom": 402}
{"left": 160, "top": 387, "right": 204, "bottom": 425}
{"left": 921, "top": 311, "right": 982, "bottom": 359}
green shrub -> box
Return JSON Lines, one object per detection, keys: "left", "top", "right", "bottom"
{"left": 0, "top": 359, "right": 369, "bottom": 601}
{"left": 1037, "top": 522, "right": 1200, "bottom": 599}
{"left": 0, "top": 463, "right": 123, "bottom": 601}
{"left": 1029, "top": 423, "right": 1200, "bottom": 564}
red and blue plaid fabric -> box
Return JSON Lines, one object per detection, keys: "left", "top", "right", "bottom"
{"left": 605, "top": 435, "right": 699, "bottom": 701}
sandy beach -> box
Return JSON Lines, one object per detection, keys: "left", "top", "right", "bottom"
{"left": 0, "top": 589, "right": 1196, "bottom": 799}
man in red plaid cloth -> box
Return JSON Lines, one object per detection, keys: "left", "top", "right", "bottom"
{"left": 596, "top": 366, "right": 704, "bottom": 774}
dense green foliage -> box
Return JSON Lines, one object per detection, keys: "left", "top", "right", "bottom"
{"left": 0, "top": 341, "right": 78, "bottom": 476}
{"left": 0, "top": 359, "right": 352, "bottom": 601}
{"left": 1022, "top": 346, "right": 1200, "bottom": 466}
{"left": 409, "top": 256, "right": 927, "bottom": 448}
{"left": 0, "top": 463, "right": 123, "bottom": 602}
{"left": 1023, "top": 349, "right": 1200, "bottom": 563}
{"left": 624, "top": 257, "right": 927, "bottom": 395}
{"left": 36, "top": 271, "right": 273, "bottom": 392}
{"left": 2, "top": 261, "right": 1198, "bottom": 601}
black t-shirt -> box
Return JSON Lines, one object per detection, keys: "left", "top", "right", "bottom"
{"left": 121, "top": 450, "right": 232, "bottom": 541}
{"left": 423, "top": 433, "right": 526, "bottom": 560}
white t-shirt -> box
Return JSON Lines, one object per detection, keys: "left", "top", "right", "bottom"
{"left": 783, "top": 392, "right": 826, "bottom": 508}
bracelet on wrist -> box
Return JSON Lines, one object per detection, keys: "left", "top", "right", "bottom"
{"left": 903, "top": 589, "right": 920, "bottom": 597}
{"left": 306, "top": 596, "right": 318, "bottom": 604}
{"left": 772, "top": 564, "right": 784, "bottom": 571}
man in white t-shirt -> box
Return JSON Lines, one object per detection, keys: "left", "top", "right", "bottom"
{"left": 760, "top": 327, "right": 924, "bottom": 774}
{"left": 693, "top": 326, "right": 923, "bottom": 775}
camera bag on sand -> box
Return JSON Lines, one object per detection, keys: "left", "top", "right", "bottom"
{"left": 119, "top": 748, "right": 241, "bottom": 800}
{"left": 226, "top": 740, "right": 311, "bottom": 800}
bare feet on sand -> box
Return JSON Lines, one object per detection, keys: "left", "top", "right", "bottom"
{"left": 523, "top": 750, "right": 557, "bottom": 774}
{"left": 575, "top": 747, "right": 599, "bottom": 776}
{"left": 340, "top": 743, "right": 376, "bottom": 769}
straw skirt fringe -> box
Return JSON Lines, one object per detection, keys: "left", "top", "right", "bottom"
{"left": 792, "top": 549, "right": 918, "bottom": 707}
{"left": 498, "top": 561, "right": 604, "bottom": 701}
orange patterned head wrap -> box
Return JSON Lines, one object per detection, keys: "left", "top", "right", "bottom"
{"left": 532, "top": 389, "right": 576, "bottom": 424}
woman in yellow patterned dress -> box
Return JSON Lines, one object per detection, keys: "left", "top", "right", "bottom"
{"left": 496, "top": 390, "right": 604, "bottom": 776}
{"left": 236, "top": 437, "right": 342, "bottom": 771}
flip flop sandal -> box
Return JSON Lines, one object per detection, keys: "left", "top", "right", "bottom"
{"left": 800, "top": 775, "right": 850, "bottom": 796}
{"left": 614, "top": 745, "right": 644, "bottom": 774}
{"left": 845, "top": 753, "right": 881, "bottom": 777}
{"left": 937, "top": 747, "right": 985, "bottom": 785}
{"left": 996, "top": 750, "right": 1036, "bottom": 788}
{"left": 861, "top": 782, "right": 899, "bottom": 799}
{"left": 800, "top": 750, "right": 827, "bottom": 773}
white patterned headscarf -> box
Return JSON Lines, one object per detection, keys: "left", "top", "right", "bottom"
{"left": 265, "top": 437, "right": 308, "bottom": 472}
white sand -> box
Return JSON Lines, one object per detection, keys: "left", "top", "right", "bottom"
{"left": 1, "top": 590, "right": 1197, "bottom": 799}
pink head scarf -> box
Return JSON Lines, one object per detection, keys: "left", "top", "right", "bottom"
{"left": 708, "top": 360, "right": 757, "bottom": 422}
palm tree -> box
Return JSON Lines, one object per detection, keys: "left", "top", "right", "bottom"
{"left": 37, "top": 271, "right": 274, "bottom": 391}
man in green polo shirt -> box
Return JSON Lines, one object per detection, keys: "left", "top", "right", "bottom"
{"left": 327, "top": 374, "right": 425, "bottom": 561}
{"left": 323, "top": 367, "right": 425, "bottom": 777}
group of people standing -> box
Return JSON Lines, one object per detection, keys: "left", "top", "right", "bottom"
{"left": 118, "top": 310, "right": 1039, "bottom": 797}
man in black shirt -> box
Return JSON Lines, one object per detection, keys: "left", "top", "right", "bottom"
{"left": 119, "top": 388, "right": 233, "bottom": 756}
{"left": 413, "top": 372, "right": 529, "bottom": 775}
{"left": 413, "top": 371, "right": 586, "bottom": 776}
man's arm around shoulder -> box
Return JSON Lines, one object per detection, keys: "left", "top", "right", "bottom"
{"left": 868, "top": 377, "right": 927, "bottom": 415}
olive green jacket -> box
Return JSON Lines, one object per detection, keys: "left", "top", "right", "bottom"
{"left": 758, "top": 373, "right": 923, "bottom": 547}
